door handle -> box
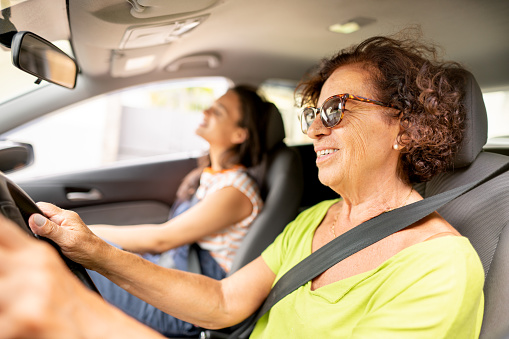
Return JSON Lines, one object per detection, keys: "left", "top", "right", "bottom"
{"left": 66, "top": 188, "right": 103, "bottom": 201}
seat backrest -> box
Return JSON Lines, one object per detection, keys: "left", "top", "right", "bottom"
{"left": 229, "top": 103, "right": 304, "bottom": 273}
{"left": 414, "top": 71, "right": 509, "bottom": 339}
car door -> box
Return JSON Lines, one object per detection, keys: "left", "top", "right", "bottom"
{"left": 12, "top": 156, "right": 198, "bottom": 226}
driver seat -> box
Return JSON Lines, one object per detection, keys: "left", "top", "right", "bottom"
{"left": 414, "top": 71, "right": 509, "bottom": 339}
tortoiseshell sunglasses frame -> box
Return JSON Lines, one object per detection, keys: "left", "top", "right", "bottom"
{"left": 300, "top": 93, "right": 397, "bottom": 134}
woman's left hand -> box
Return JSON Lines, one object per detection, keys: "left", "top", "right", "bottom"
{"left": 28, "top": 202, "right": 107, "bottom": 268}
{"left": 0, "top": 213, "right": 167, "bottom": 339}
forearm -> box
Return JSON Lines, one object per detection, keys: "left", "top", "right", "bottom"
{"left": 92, "top": 244, "right": 240, "bottom": 329}
{"left": 89, "top": 224, "right": 166, "bottom": 253}
{"left": 28, "top": 202, "right": 272, "bottom": 330}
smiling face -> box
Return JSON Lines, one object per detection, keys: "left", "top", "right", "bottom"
{"left": 307, "top": 64, "right": 401, "bottom": 193}
{"left": 195, "top": 90, "right": 248, "bottom": 150}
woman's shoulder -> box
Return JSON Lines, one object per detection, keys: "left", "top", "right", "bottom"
{"left": 390, "top": 236, "right": 483, "bottom": 276}
{"left": 199, "top": 167, "right": 263, "bottom": 209}
{"left": 202, "top": 166, "right": 255, "bottom": 187}
{"left": 406, "top": 235, "right": 477, "bottom": 255}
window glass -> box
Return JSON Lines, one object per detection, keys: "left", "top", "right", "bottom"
{"left": 259, "top": 79, "right": 310, "bottom": 146}
{"left": 5, "top": 77, "right": 231, "bottom": 180}
{"left": 484, "top": 90, "right": 509, "bottom": 141}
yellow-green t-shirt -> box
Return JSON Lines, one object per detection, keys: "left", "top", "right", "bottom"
{"left": 251, "top": 199, "right": 485, "bottom": 338}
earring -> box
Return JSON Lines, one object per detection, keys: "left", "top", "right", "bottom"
{"left": 393, "top": 143, "right": 399, "bottom": 150}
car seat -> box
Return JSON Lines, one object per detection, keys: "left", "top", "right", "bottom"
{"left": 414, "top": 71, "right": 509, "bottom": 339}
{"left": 187, "top": 102, "right": 304, "bottom": 276}
{"left": 230, "top": 102, "right": 304, "bottom": 273}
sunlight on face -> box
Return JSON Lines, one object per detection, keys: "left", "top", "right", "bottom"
{"left": 311, "top": 65, "right": 400, "bottom": 191}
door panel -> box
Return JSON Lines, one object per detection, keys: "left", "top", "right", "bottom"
{"left": 14, "top": 156, "right": 198, "bottom": 225}
{"left": 73, "top": 201, "right": 170, "bottom": 225}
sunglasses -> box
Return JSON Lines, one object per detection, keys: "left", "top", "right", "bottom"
{"left": 299, "top": 93, "right": 397, "bottom": 134}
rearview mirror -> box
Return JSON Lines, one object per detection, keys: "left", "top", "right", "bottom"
{"left": 11, "top": 31, "right": 78, "bottom": 89}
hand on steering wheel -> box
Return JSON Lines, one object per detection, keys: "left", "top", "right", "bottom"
{"left": 0, "top": 172, "right": 100, "bottom": 293}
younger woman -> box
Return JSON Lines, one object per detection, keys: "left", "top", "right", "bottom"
{"left": 86, "top": 85, "right": 271, "bottom": 337}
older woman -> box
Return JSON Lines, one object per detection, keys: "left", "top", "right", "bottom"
{"left": 0, "top": 34, "right": 484, "bottom": 338}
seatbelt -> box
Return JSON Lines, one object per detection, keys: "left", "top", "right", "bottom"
{"left": 199, "top": 160, "right": 509, "bottom": 339}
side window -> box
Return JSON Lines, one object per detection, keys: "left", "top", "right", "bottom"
{"left": 484, "top": 90, "right": 509, "bottom": 140}
{"left": 259, "top": 80, "right": 311, "bottom": 146}
{"left": 5, "top": 77, "right": 231, "bottom": 180}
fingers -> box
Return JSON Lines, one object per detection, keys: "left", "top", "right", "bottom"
{"left": 28, "top": 213, "right": 63, "bottom": 240}
{"left": 29, "top": 203, "right": 103, "bottom": 267}
{"left": 36, "top": 202, "right": 87, "bottom": 229}
{"left": 36, "top": 201, "right": 68, "bottom": 225}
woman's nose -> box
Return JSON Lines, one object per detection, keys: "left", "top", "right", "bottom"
{"left": 307, "top": 114, "right": 331, "bottom": 139}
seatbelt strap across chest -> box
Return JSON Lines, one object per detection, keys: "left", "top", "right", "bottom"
{"left": 215, "top": 160, "right": 509, "bottom": 339}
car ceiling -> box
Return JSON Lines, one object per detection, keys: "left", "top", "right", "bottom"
{"left": 75, "top": 0, "right": 509, "bottom": 89}
{"left": 6, "top": 0, "right": 508, "bottom": 87}
{"left": 1, "top": 0, "right": 508, "bottom": 133}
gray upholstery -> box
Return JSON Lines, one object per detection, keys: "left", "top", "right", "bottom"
{"left": 230, "top": 103, "right": 304, "bottom": 273}
{"left": 417, "top": 71, "right": 509, "bottom": 339}
{"left": 453, "top": 70, "right": 489, "bottom": 168}
{"left": 265, "top": 102, "right": 286, "bottom": 151}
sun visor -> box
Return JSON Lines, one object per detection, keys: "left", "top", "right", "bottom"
{"left": 119, "top": 15, "right": 209, "bottom": 50}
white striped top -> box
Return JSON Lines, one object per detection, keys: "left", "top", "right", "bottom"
{"left": 196, "top": 166, "right": 263, "bottom": 272}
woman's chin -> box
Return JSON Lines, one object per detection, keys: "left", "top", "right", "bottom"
{"left": 195, "top": 127, "right": 206, "bottom": 138}
{"left": 317, "top": 167, "right": 344, "bottom": 190}
{"left": 317, "top": 171, "right": 334, "bottom": 188}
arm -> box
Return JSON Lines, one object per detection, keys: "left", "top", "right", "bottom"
{"left": 28, "top": 203, "right": 275, "bottom": 329}
{"left": 89, "top": 186, "right": 253, "bottom": 253}
{"left": 0, "top": 215, "right": 165, "bottom": 339}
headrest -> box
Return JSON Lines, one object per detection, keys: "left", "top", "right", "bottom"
{"left": 265, "top": 102, "right": 286, "bottom": 150}
{"left": 452, "top": 71, "right": 488, "bottom": 168}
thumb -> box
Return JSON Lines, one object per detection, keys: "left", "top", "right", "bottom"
{"left": 29, "top": 213, "right": 62, "bottom": 241}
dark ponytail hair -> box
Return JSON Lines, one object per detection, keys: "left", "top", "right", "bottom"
{"left": 221, "top": 85, "right": 270, "bottom": 169}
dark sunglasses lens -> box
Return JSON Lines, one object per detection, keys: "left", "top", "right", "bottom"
{"left": 321, "top": 98, "right": 343, "bottom": 128}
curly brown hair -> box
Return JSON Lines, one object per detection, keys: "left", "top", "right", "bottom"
{"left": 297, "top": 31, "right": 467, "bottom": 183}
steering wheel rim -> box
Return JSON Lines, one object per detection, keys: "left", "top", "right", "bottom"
{"left": 0, "top": 172, "right": 100, "bottom": 294}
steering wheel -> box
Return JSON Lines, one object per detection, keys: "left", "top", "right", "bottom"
{"left": 0, "top": 171, "right": 100, "bottom": 294}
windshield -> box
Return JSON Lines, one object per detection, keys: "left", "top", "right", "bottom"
{"left": 0, "top": 47, "right": 49, "bottom": 102}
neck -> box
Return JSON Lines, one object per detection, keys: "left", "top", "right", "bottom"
{"left": 336, "top": 177, "right": 416, "bottom": 229}
{"left": 208, "top": 145, "right": 233, "bottom": 172}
